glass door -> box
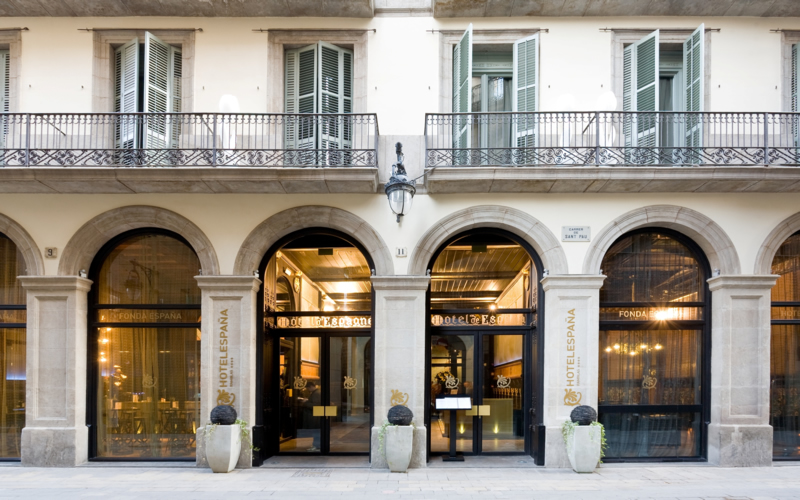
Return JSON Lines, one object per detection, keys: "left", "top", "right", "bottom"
{"left": 429, "top": 331, "right": 525, "bottom": 455}
{"left": 277, "top": 334, "right": 370, "bottom": 455}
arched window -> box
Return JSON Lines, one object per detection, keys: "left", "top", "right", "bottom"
{"left": 0, "top": 235, "right": 25, "bottom": 460}
{"left": 599, "top": 230, "right": 709, "bottom": 461}
{"left": 89, "top": 231, "right": 201, "bottom": 460}
{"left": 770, "top": 231, "right": 800, "bottom": 460}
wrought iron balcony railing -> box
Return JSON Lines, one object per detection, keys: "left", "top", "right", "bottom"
{"left": 0, "top": 113, "right": 379, "bottom": 168}
{"left": 425, "top": 112, "right": 800, "bottom": 167}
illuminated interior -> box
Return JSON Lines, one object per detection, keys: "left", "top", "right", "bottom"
{"left": 0, "top": 235, "right": 25, "bottom": 460}
{"left": 599, "top": 231, "right": 706, "bottom": 459}
{"left": 770, "top": 231, "right": 800, "bottom": 459}
{"left": 93, "top": 233, "right": 201, "bottom": 459}
{"left": 428, "top": 233, "right": 535, "bottom": 454}
{"left": 263, "top": 233, "right": 372, "bottom": 454}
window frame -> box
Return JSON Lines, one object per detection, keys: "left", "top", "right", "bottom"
{"left": 781, "top": 31, "right": 800, "bottom": 112}
{"left": 92, "top": 29, "right": 195, "bottom": 113}
{"left": 268, "top": 30, "right": 368, "bottom": 114}
{"left": 0, "top": 30, "right": 21, "bottom": 113}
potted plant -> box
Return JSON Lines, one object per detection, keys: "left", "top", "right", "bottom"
{"left": 203, "top": 405, "right": 254, "bottom": 473}
{"left": 561, "top": 405, "right": 606, "bottom": 473}
{"left": 379, "top": 405, "right": 414, "bottom": 473}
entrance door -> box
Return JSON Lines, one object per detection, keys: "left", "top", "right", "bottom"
{"left": 430, "top": 331, "right": 526, "bottom": 455}
{"left": 277, "top": 334, "right": 371, "bottom": 454}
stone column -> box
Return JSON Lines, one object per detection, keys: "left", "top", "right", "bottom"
{"left": 370, "top": 276, "right": 429, "bottom": 469}
{"left": 195, "top": 276, "right": 260, "bottom": 469}
{"left": 540, "top": 275, "right": 605, "bottom": 468}
{"left": 19, "top": 276, "right": 92, "bottom": 467}
{"left": 708, "top": 275, "right": 778, "bottom": 467}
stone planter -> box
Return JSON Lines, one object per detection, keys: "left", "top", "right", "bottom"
{"left": 205, "top": 424, "right": 242, "bottom": 473}
{"left": 567, "top": 425, "right": 601, "bottom": 473}
{"left": 384, "top": 425, "right": 413, "bottom": 473}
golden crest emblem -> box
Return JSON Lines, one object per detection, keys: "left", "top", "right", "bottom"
{"left": 496, "top": 375, "right": 511, "bottom": 389}
{"left": 216, "top": 388, "right": 236, "bottom": 406}
{"left": 642, "top": 369, "right": 657, "bottom": 389}
{"left": 142, "top": 374, "right": 156, "bottom": 389}
{"left": 390, "top": 389, "right": 409, "bottom": 406}
{"left": 563, "top": 388, "right": 582, "bottom": 406}
{"left": 444, "top": 375, "right": 460, "bottom": 390}
{"left": 293, "top": 376, "right": 307, "bottom": 390}
{"left": 343, "top": 375, "right": 357, "bottom": 390}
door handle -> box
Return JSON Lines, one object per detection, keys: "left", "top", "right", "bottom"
{"left": 312, "top": 406, "right": 337, "bottom": 417}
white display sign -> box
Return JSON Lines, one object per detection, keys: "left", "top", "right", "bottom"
{"left": 435, "top": 397, "right": 473, "bottom": 410}
{"left": 561, "top": 226, "right": 591, "bottom": 242}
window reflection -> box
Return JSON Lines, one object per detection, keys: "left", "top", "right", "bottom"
{"left": 94, "top": 232, "right": 201, "bottom": 459}
{"left": 0, "top": 234, "right": 25, "bottom": 459}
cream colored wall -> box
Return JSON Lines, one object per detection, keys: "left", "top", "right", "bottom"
{"left": 5, "top": 15, "right": 800, "bottom": 134}
{"left": 1, "top": 192, "right": 799, "bottom": 277}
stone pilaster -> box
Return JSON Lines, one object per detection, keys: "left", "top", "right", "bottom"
{"left": 540, "top": 275, "right": 605, "bottom": 468}
{"left": 369, "top": 276, "right": 429, "bottom": 469}
{"left": 19, "top": 276, "right": 92, "bottom": 467}
{"left": 195, "top": 276, "right": 260, "bottom": 469}
{"left": 707, "top": 275, "right": 778, "bottom": 467}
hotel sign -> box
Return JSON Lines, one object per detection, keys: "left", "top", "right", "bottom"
{"left": 563, "top": 308, "right": 582, "bottom": 406}
{"left": 216, "top": 308, "right": 236, "bottom": 407}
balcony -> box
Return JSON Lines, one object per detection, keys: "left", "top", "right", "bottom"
{"left": 424, "top": 112, "right": 800, "bottom": 193}
{"left": 0, "top": 113, "right": 379, "bottom": 194}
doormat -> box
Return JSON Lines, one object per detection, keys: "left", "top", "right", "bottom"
{"left": 292, "top": 469, "right": 332, "bottom": 477}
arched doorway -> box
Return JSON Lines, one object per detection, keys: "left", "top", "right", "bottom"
{"left": 598, "top": 229, "right": 710, "bottom": 461}
{"left": 425, "top": 229, "right": 544, "bottom": 461}
{"left": 87, "top": 230, "right": 202, "bottom": 460}
{"left": 0, "top": 234, "right": 26, "bottom": 461}
{"left": 256, "top": 229, "right": 374, "bottom": 460}
{"left": 770, "top": 231, "right": 800, "bottom": 461}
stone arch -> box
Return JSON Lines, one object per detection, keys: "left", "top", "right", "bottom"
{"left": 754, "top": 211, "right": 800, "bottom": 275}
{"left": 59, "top": 206, "right": 220, "bottom": 276}
{"left": 583, "top": 205, "right": 740, "bottom": 275}
{"left": 233, "top": 206, "right": 394, "bottom": 276}
{"left": 407, "top": 206, "right": 568, "bottom": 275}
{"left": 0, "top": 213, "right": 44, "bottom": 276}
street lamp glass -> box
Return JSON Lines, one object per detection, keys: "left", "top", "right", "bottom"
{"left": 388, "top": 185, "right": 414, "bottom": 216}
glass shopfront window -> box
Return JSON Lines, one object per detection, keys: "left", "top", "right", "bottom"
{"left": 90, "top": 232, "right": 201, "bottom": 460}
{"left": 599, "top": 231, "right": 709, "bottom": 461}
{"left": 0, "top": 235, "right": 25, "bottom": 460}
{"left": 771, "top": 232, "right": 800, "bottom": 460}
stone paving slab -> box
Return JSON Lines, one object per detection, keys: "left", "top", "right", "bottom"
{"left": 0, "top": 465, "right": 798, "bottom": 499}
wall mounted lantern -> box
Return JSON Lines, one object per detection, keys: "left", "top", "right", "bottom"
{"left": 384, "top": 142, "right": 416, "bottom": 223}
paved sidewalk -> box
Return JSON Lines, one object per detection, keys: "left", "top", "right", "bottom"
{"left": 0, "top": 464, "right": 798, "bottom": 499}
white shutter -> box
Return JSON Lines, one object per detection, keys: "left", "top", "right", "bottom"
{"left": 513, "top": 33, "right": 539, "bottom": 164}
{"left": 169, "top": 45, "right": 182, "bottom": 149}
{"left": 792, "top": 42, "right": 799, "bottom": 158}
{"left": 143, "top": 32, "right": 173, "bottom": 152}
{"left": 115, "top": 38, "right": 140, "bottom": 150}
{"left": 0, "top": 50, "right": 9, "bottom": 152}
{"left": 452, "top": 24, "right": 472, "bottom": 164}
{"left": 623, "top": 30, "right": 659, "bottom": 162}
{"left": 684, "top": 24, "right": 704, "bottom": 162}
{"left": 318, "top": 41, "right": 353, "bottom": 163}
{"left": 284, "top": 43, "right": 317, "bottom": 155}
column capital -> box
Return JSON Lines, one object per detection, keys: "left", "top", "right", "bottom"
{"left": 18, "top": 275, "right": 92, "bottom": 292}
{"left": 707, "top": 275, "right": 779, "bottom": 292}
{"left": 540, "top": 274, "right": 606, "bottom": 292}
{"left": 195, "top": 275, "right": 261, "bottom": 292}
{"left": 371, "top": 275, "right": 430, "bottom": 291}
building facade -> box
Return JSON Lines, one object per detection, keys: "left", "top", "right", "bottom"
{"left": 1, "top": 0, "right": 800, "bottom": 469}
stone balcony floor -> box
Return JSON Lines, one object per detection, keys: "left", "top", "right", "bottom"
{"left": 0, "top": 461, "right": 799, "bottom": 499}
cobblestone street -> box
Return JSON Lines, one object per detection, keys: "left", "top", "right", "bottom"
{"left": 0, "top": 464, "right": 798, "bottom": 499}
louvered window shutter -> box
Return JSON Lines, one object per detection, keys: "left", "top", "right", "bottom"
{"left": 622, "top": 30, "right": 659, "bottom": 162}
{"left": 143, "top": 32, "right": 174, "bottom": 152}
{"left": 684, "top": 24, "right": 704, "bottom": 162}
{"left": 792, "top": 43, "right": 799, "bottom": 157}
{"left": 284, "top": 43, "right": 317, "bottom": 154}
{"left": 513, "top": 33, "right": 539, "bottom": 165}
{"left": 170, "top": 45, "right": 182, "bottom": 149}
{"left": 114, "top": 38, "right": 140, "bottom": 151}
{"left": 452, "top": 24, "right": 472, "bottom": 164}
{"left": 318, "top": 41, "right": 354, "bottom": 163}
{"left": 0, "top": 50, "right": 9, "bottom": 151}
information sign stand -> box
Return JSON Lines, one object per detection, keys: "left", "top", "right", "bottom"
{"left": 435, "top": 395, "right": 473, "bottom": 462}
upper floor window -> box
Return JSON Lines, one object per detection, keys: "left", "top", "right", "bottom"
{"left": 114, "top": 32, "right": 182, "bottom": 150}
{"left": 284, "top": 42, "right": 352, "bottom": 151}
{"left": 0, "top": 50, "right": 8, "bottom": 115}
